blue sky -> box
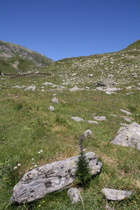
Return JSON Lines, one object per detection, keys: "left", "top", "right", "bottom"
{"left": 1, "top": 0, "right": 140, "bottom": 61}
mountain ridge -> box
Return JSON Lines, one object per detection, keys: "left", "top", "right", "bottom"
{"left": 0, "top": 40, "right": 54, "bottom": 74}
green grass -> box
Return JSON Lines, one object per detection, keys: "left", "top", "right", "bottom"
{"left": 0, "top": 40, "right": 140, "bottom": 209}
{"left": 0, "top": 77, "right": 140, "bottom": 209}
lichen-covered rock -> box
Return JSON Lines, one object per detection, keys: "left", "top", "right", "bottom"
{"left": 111, "top": 122, "right": 140, "bottom": 150}
{"left": 11, "top": 152, "right": 102, "bottom": 203}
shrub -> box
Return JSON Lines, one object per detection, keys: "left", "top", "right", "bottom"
{"left": 74, "top": 134, "right": 91, "bottom": 187}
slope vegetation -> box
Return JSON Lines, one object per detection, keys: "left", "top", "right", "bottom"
{"left": 0, "top": 40, "right": 140, "bottom": 209}
{"left": 0, "top": 40, "right": 53, "bottom": 74}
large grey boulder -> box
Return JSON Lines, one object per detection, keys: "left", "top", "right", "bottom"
{"left": 111, "top": 122, "right": 140, "bottom": 150}
{"left": 102, "top": 188, "right": 133, "bottom": 201}
{"left": 11, "top": 152, "right": 102, "bottom": 204}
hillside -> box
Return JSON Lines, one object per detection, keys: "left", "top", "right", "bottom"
{"left": 0, "top": 40, "right": 140, "bottom": 209}
{"left": 0, "top": 40, "right": 53, "bottom": 74}
{"left": 41, "top": 39, "right": 140, "bottom": 89}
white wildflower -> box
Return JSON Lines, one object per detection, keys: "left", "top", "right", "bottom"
{"left": 38, "top": 150, "right": 43, "bottom": 154}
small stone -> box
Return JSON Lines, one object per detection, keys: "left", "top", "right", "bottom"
{"left": 94, "top": 116, "right": 107, "bottom": 121}
{"left": 48, "top": 106, "right": 55, "bottom": 111}
{"left": 70, "top": 86, "right": 84, "bottom": 92}
{"left": 51, "top": 97, "right": 58, "bottom": 104}
{"left": 67, "top": 188, "right": 81, "bottom": 204}
{"left": 122, "top": 117, "right": 132, "bottom": 122}
{"left": 83, "top": 129, "right": 93, "bottom": 137}
{"left": 71, "top": 117, "right": 84, "bottom": 122}
{"left": 25, "top": 85, "right": 36, "bottom": 91}
{"left": 120, "top": 109, "right": 132, "bottom": 116}
{"left": 102, "top": 188, "right": 133, "bottom": 201}
{"left": 111, "top": 114, "right": 117, "bottom": 117}
{"left": 87, "top": 120, "right": 98, "bottom": 124}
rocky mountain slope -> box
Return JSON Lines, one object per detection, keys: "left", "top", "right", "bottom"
{"left": 0, "top": 40, "right": 53, "bottom": 74}
{"left": 42, "top": 40, "right": 140, "bottom": 89}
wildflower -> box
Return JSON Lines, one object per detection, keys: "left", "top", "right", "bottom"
{"left": 17, "top": 163, "right": 21, "bottom": 167}
{"left": 34, "top": 165, "right": 38, "bottom": 168}
{"left": 14, "top": 166, "right": 18, "bottom": 170}
{"left": 38, "top": 150, "right": 43, "bottom": 154}
{"left": 32, "top": 158, "right": 34, "bottom": 161}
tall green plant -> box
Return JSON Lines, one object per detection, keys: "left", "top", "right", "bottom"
{"left": 75, "top": 134, "right": 91, "bottom": 187}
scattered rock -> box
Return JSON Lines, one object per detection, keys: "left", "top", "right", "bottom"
{"left": 51, "top": 97, "right": 58, "bottom": 104}
{"left": 102, "top": 188, "right": 133, "bottom": 201}
{"left": 121, "top": 117, "right": 132, "bottom": 122}
{"left": 25, "top": 84, "right": 36, "bottom": 91}
{"left": 86, "top": 120, "right": 98, "bottom": 124}
{"left": 70, "top": 86, "right": 84, "bottom": 92}
{"left": 83, "top": 129, "right": 93, "bottom": 137}
{"left": 111, "top": 122, "right": 140, "bottom": 150}
{"left": 97, "top": 79, "right": 114, "bottom": 88}
{"left": 105, "top": 204, "right": 115, "bottom": 210}
{"left": 111, "top": 114, "right": 117, "bottom": 117}
{"left": 87, "top": 74, "right": 93, "bottom": 77}
{"left": 71, "top": 117, "right": 84, "bottom": 122}
{"left": 12, "top": 85, "right": 25, "bottom": 89}
{"left": 43, "top": 81, "right": 52, "bottom": 86}
{"left": 105, "top": 90, "right": 116, "bottom": 95}
{"left": 43, "top": 81, "right": 65, "bottom": 90}
{"left": 94, "top": 116, "right": 107, "bottom": 121}
{"left": 11, "top": 152, "right": 102, "bottom": 203}
{"left": 72, "top": 73, "right": 77, "bottom": 76}
{"left": 120, "top": 123, "right": 129, "bottom": 126}
{"left": 48, "top": 106, "right": 55, "bottom": 111}
{"left": 126, "top": 86, "right": 132, "bottom": 90}
{"left": 67, "top": 188, "right": 81, "bottom": 204}
{"left": 96, "top": 79, "right": 121, "bottom": 94}
{"left": 120, "top": 109, "right": 132, "bottom": 116}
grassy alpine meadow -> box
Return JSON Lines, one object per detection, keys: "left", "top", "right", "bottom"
{"left": 0, "top": 74, "right": 140, "bottom": 210}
